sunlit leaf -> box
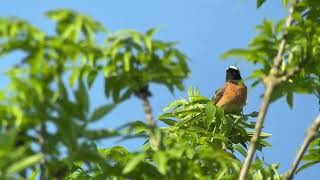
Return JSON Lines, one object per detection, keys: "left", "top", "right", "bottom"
{"left": 7, "top": 154, "right": 43, "bottom": 174}
{"left": 153, "top": 151, "right": 167, "bottom": 175}
{"left": 122, "top": 154, "right": 146, "bottom": 174}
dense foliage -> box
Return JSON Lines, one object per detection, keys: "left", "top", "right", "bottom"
{"left": 0, "top": 0, "right": 319, "bottom": 179}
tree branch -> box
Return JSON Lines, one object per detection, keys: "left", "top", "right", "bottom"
{"left": 284, "top": 114, "right": 320, "bottom": 180}
{"left": 134, "top": 84, "right": 155, "bottom": 127}
{"left": 239, "top": 81, "right": 274, "bottom": 179}
{"left": 239, "top": 1, "right": 298, "bottom": 179}
{"left": 141, "top": 92, "right": 155, "bottom": 127}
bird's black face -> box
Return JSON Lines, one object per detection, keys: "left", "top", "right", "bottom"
{"left": 225, "top": 66, "right": 242, "bottom": 82}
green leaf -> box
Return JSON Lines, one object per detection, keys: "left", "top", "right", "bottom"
{"left": 7, "top": 154, "right": 43, "bottom": 174}
{"left": 69, "top": 69, "right": 80, "bottom": 87}
{"left": 271, "top": 163, "right": 280, "bottom": 178}
{"left": 158, "top": 118, "right": 177, "bottom": 126}
{"left": 296, "top": 161, "right": 320, "bottom": 174}
{"left": 282, "top": 0, "right": 289, "bottom": 8}
{"left": 204, "top": 102, "right": 216, "bottom": 129}
{"left": 84, "top": 129, "right": 119, "bottom": 140}
{"left": 233, "top": 144, "right": 247, "bottom": 157}
{"left": 46, "top": 9, "right": 70, "bottom": 21}
{"left": 286, "top": 92, "right": 293, "bottom": 109}
{"left": 123, "top": 154, "right": 145, "bottom": 174}
{"left": 188, "top": 87, "right": 193, "bottom": 97}
{"left": 90, "top": 104, "right": 116, "bottom": 122}
{"left": 144, "top": 35, "right": 152, "bottom": 51}
{"left": 153, "top": 151, "right": 167, "bottom": 175}
{"left": 144, "top": 28, "right": 157, "bottom": 52}
{"left": 251, "top": 69, "right": 266, "bottom": 78}
{"left": 220, "top": 49, "right": 255, "bottom": 60}
{"left": 247, "top": 131, "right": 272, "bottom": 139}
{"left": 257, "top": 0, "right": 267, "bottom": 8}
{"left": 0, "top": 129, "right": 16, "bottom": 149}
{"left": 87, "top": 70, "right": 98, "bottom": 88}
{"left": 253, "top": 169, "right": 263, "bottom": 180}
{"left": 146, "top": 28, "right": 158, "bottom": 38}
{"left": 75, "top": 78, "right": 89, "bottom": 114}
{"left": 260, "top": 140, "right": 272, "bottom": 148}
{"left": 0, "top": 91, "right": 4, "bottom": 100}
{"left": 163, "top": 99, "right": 187, "bottom": 112}
{"left": 28, "top": 168, "right": 40, "bottom": 180}
{"left": 124, "top": 50, "right": 131, "bottom": 72}
{"left": 246, "top": 111, "right": 259, "bottom": 118}
{"left": 260, "top": 132, "right": 272, "bottom": 138}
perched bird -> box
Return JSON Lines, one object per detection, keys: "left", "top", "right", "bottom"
{"left": 212, "top": 66, "right": 247, "bottom": 114}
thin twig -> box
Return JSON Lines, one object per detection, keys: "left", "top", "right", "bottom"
{"left": 239, "top": 1, "right": 298, "bottom": 179}
{"left": 284, "top": 114, "right": 320, "bottom": 180}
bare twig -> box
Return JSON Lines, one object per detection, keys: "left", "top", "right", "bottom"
{"left": 39, "top": 121, "right": 47, "bottom": 180}
{"left": 284, "top": 114, "right": 320, "bottom": 180}
{"left": 239, "top": 1, "right": 298, "bottom": 179}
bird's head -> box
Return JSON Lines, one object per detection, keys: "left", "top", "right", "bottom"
{"left": 225, "top": 66, "right": 242, "bottom": 82}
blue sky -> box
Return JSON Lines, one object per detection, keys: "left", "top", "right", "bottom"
{"left": 1, "top": 0, "right": 319, "bottom": 179}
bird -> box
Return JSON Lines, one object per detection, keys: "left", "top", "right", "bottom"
{"left": 212, "top": 66, "right": 247, "bottom": 114}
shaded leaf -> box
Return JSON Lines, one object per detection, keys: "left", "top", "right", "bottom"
{"left": 233, "top": 144, "right": 247, "bottom": 157}
{"left": 286, "top": 92, "right": 293, "bottom": 109}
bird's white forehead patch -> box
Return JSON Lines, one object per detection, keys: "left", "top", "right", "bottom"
{"left": 227, "top": 66, "right": 239, "bottom": 71}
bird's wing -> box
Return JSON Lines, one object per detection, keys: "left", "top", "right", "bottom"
{"left": 212, "top": 86, "right": 225, "bottom": 104}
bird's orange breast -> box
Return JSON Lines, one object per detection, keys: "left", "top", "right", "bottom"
{"left": 216, "top": 82, "right": 247, "bottom": 114}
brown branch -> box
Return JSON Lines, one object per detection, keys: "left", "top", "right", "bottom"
{"left": 139, "top": 88, "right": 164, "bottom": 151}
{"left": 239, "top": 81, "right": 275, "bottom": 179}
{"left": 239, "top": 1, "right": 298, "bottom": 179}
{"left": 284, "top": 114, "right": 320, "bottom": 180}
{"left": 141, "top": 92, "right": 155, "bottom": 127}
{"left": 135, "top": 84, "right": 155, "bottom": 127}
